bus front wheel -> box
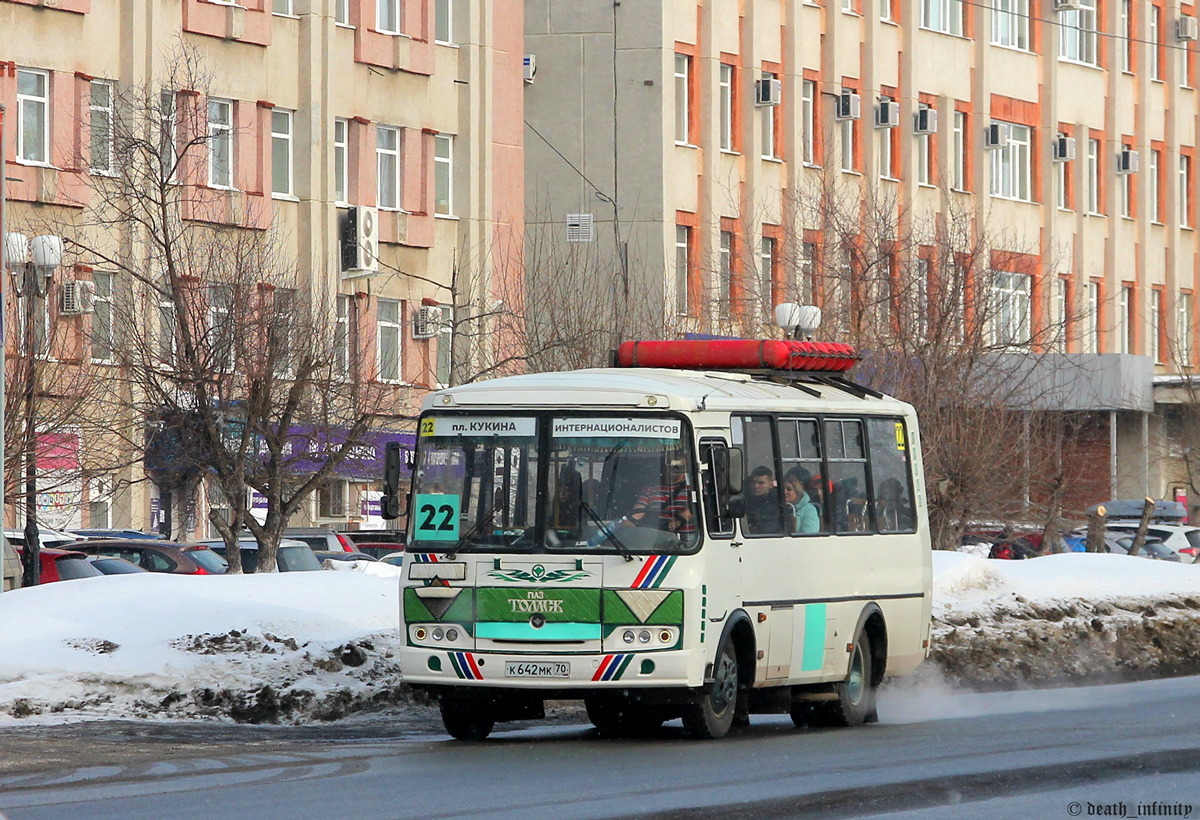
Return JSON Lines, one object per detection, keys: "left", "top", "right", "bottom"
{"left": 682, "top": 639, "right": 738, "bottom": 739}
{"left": 439, "top": 696, "right": 495, "bottom": 741}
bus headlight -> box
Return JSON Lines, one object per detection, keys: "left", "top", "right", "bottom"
{"left": 608, "top": 626, "right": 678, "bottom": 651}
{"left": 622, "top": 630, "right": 635, "bottom": 644}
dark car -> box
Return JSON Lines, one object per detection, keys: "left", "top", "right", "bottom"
{"left": 194, "top": 538, "right": 322, "bottom": 572}
{"left": 339, "top": 530, "right": 404, "bottom": 547}
{"left": 282, "top": 527, "right": 356, "bottom": 552}
{"left": 64, "top": 539, "right": 228, "bottom": 575}
{"left": 16, "top": 547, "right": 104, "bottom": 583}
{"left": 353, "top": 542, "right": 407, "bottom": 560}
{"left": 86, "top": 555, "right": 149, "bottom": 574}
{"left": 73, "top": 529, "right": 165, "bottom": 540}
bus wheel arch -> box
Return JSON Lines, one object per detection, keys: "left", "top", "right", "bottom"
{"left": 684, "top": 611, "right": 754, "bottom": 739}
{"left": 852, "top": 603, "right": 888, "bottom": 689}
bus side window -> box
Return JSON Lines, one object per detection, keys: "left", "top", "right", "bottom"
{"left": 739, "top": 417, "right": 783, "bottom": 536}
{"left": 778, "top": 418, "right": 827, "bottom": 534}
{"left": 825, "top": 419, "right": 871, "bottom": 533}
{"left": 699, "top": 440, "right": 735, "bottom": 538}
{"left": 867, "top": 418, "right": 916, "bottom": 532}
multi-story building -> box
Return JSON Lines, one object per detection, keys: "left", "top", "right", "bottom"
{"left": 0, "top": 0, "right": 523, "bottom": 536}
{"left": 525, "top": 0, "right": 1200, "bottom": 518}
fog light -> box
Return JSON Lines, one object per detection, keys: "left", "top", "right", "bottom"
{"left": 415, "top": 627, "right": 428, "bottom": 640}
{"left": 659, "top": 630, "right": 672, "bottom": 643}
{"left": 638, "top": 630, "right": 651, "bottom": 643}
{"left": 432, "top": 627, "right": 445, "bottom": 641}
{"left": 622, "top": 630, "right": 635, "bottom": 644}
{"left": 446, "top": 628, "right": 459, "bottom": 641}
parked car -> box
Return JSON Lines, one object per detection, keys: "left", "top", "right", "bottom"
{"left": 353, "top": 542, "right": 407, "bottom": 561}
{"left": 1089, "top": 498, "right": 1187, "bottom": 523}
{"left": 339, "top": 530, "right": 404, "bottom": 548}
{"left": 379, "top": 551, "right": 405, "bottom": 567}
{"left": 15, "top": 547, "right": 104, "bottom": 582}
{"left": 194, "top": 537, "right": 322, "bottom": 572}
{"left": 1103, "top": 523, "right": 1200, "bottom": 563}
{"left": 64, "top": 539, "right": 229, "bottom": 575}
{"left": 2, "top": 535, "right": 22, "bottom": 591}
{"left": 282, "top": 527, "right": 356, "bottom": 553}
{"left": 1106, "top": 535, "right": 1182, "bottom": 562}
{"left": 4, "top": 527, "right": 84, "bottom": 550}
{"left": 86, "top": 555, "right": 149, "bottom": 575}
{"left": 73, "top": 529, "right": 165, "bottom": 540}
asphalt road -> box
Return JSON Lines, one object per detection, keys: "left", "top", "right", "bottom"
{"left": 2, "top": 677, "right": 1200, "bottom": 820}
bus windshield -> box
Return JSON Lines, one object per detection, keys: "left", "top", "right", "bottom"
{"left": 409, "top": 414, "right": 699, "bottom": 554}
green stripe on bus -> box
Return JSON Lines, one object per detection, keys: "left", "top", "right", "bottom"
{"left": 801, "top": 603, "right": 827, "bottom": 672}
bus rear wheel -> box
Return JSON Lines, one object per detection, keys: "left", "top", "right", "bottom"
{"left": 440, "top": 696, "right": 495, "bottom": 741}
{"left": 792, "top": 630, "right": 877, "bottom": 728}
{"left": 682, "top": 639, "right": 738, "bottom": 739}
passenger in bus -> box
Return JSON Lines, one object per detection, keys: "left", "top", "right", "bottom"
{"left": 783, "top": 468, "right": 821, "bottom": 534}
{"left": 832, "top": 477, "right": 869, "bottom": 532}
{"left": 742, "top": 466, "right": 780, "bottom": 534}
{"left": 876, "top": 476, "right": 911, "bottom": 530}
{"left": 623, "top": 458, "right": 695, "bottom": 534}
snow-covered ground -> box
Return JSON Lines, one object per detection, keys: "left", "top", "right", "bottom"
{"left": 2, "top": 552, "right": 1199, "bottom": 725}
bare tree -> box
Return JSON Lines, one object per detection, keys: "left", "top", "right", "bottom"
{"left": 49, "top": 46, "right": 396, "bottom": 571}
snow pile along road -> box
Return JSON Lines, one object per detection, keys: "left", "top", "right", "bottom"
{"left": 3, "top": 551, "right": 1200, "bottom": 724}
{"left": 926, "top": 551, "right": 1200, "bottom": 689}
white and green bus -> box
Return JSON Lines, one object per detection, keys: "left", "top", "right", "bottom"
{"left": 390, "top": 339, "right": 932, "bottom": 740}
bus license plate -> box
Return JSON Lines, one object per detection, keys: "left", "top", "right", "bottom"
{"left": 505, "top": 661, "right": 570, "bottom": 678}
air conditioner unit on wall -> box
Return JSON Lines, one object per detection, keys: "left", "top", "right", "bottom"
{"left": 1117, "top": 149, "right": 1140, "bottom": 174}
{"left": 1053, "top": 136, "right": 1077, "bottom": 162}
{"left": 523, "top": 54, "right": 537, "bottom": 83}
{"left": 1178, "top": 17, "right": 1199, "bottom": 41}
{"left": 874, "top": 101, "right": 900, "bottom": 128}
{"left": 1053, "top": 0, "right": 1080, "bottom": 11}
{"left": 754, "top": 78, "right": 782, "bottom": 106}
{"left": 340, "top": 205, "right": 379, "bottom": 275}
{"left": 836, "top": 90, "right": 861, "bottom": 121}
{"left": 913, "top": 107, "right": 937, "bottom": 135}
{"left": 411, "top": 305, "right": 441, "bottom": 339}
{"left": 60, "top": 280, "right": 96, "bottom": 315}
{"left": 984, "top": 122, "right": 1010, "bottom": 149}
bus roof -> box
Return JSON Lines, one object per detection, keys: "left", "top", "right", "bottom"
{"left": 424, "top": 367, "right": 914, "bottom": 416}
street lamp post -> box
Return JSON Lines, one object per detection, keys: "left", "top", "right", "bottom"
{"left": 4, "top": 233, "right": 63, "bottom": 586}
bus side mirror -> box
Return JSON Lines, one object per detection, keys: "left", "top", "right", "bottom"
{"left": 381, "top": 441, "right": 405, "bottom": 520}
{"left": 726, "top": 447, "right": 743, "bottom": 495}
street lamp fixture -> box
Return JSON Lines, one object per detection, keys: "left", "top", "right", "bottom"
{"left": 4, "top": 231, "right": 64, "bottom": 586}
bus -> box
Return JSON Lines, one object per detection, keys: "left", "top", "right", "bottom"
{"left": 388, "top": 338, "right": 932, "bottom": 740}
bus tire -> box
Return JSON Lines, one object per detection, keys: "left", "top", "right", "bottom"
{"left": 440, "top": 696, "right": 495, "bottom": 741}
{"left": 682, "top": 638, "right": 738, "bottom": 739}
{"left": 793, "top": 630, "right": 876, "bottom": 728}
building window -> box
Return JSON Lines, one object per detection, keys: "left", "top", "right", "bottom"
{"left": 952, "top": 110, "right": 967, "bottom": 191}
{"left": 89, "top": 80, "right": 114, "bottom": 174}
{"left": 17, "top": 69, "right": 49, "bottom": 164}
{"left": 436, "top": 304, "right": 453, "bottom": 386}
{"left": 1181, "top": 154, "right": 1193, "bottom": 227}
{"left": 1151, "top": 6, "right": 1163, "bottom": 80}
{"left": 674, "top": 54, "right": 691, "bottom": 144}
{"left": 1053, "top": 276, "right": 1069, "bottom": 350}
{"left": 760, "top": 236, "right": 776, "bottom": 316}
{"left": 989, "top": 122, "right": 1032, "bottom": 202}
{"left": 799, "top": 242, "right": 817, "bottom": 304}
{"left": 1119, "top": 151, "right": 1133, "bottom": 217}
{"left": 273, "top": 0, "right": 293, "bottom": 13}
{"left": 208, "top": 284, "right": 234, "bottom": 370}
{"left": 1117, "top": 285, "right": 1134, "bottom": 353}
{"left": 1153, "top": 289, "right": 1165, "bottom": 362}
{"left": 208, "top": 98, "right": 234, "bottom": 188}
{"left": 1121, "top": 0, "right": 1133, "bottom": 71}
{"left": 333, "top": 118, "right": 348, "bottom": 205}
{"left": 1178, "top": 291, "right": 1194, "bottom": 364}
{"left": 335, "top": 294, "right": 352, "bottom": 378}
{"left": 881, "top": 0, "right": 893, "bottom": 20}
{"left": 1085, "top": 281, "right": 1101, "bottom": 353}
{"left": 878, "top": 101, "right": 895, "bottom": 180}
{"left": 840, "top": 114, "right": 856, "bottom": 173}
{"left": 921, "top": 0, "right": 963, "bottom": 35}
{"left": 719, "top": 63, "right": 734, "bottom": 152}
{"left": 91, "top": 272, "right": 114, "bottom": 363}
{"left": 801, "top": 79, "right": 817, "bottom": 164}
{"left": 761, "top": 71, "right": 778, "bottom": 159}
{"left": 318, "top": 480, "right": 347, "bottom": 518}
{"left": 335, "top": 0, "right": 351, "bottom": 24}
{"left": 434, "top": 133, "right": 454, "bottom": 216}
{"left": 674, "top": 224, "right": 691, "bottom": 316}
{"left": 992, "top": 0, "right": 1030, "bottom": 49}
{"left": 917, "top": 107, "right": 934, "bottom": 185}
{"left": 271, "top": 109, "right": 293, "bottom": 197}
{"left": 1086, "top": 138, "right": 1101, "bottom": 214}
{"left": 377, "top": 0, "right": 400, "bottom": 34}
{"left": 718, "top": 230, "right": 733, "bottom": 319}
{"left": 159, "top": 89, "right": 177, "bottom": 182}
{"left": 1057, "top": 136, "right": 1073, "bottom": 210}
{"left": 1059, "top": 0, "right": 1098, "bottom": 65}
{"left": 377, "top": 298, "right": 402, "bottom": 382}
{"left": 989, "top": 270, "right": 1031, "bottom": 347}
{"left": 1151, "top": 148, "right": 1162, "bottom": 222}
{"left": 158, "top": 296, "right": 176, "bottom": 366}
{"left": 435, "top": 0, "right": 452, "bottom": 42}
{"left": 376, "top": 125, "right": 400, "bottom": 210}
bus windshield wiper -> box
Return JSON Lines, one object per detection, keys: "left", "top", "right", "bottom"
{"left": 447, "top": 500, "right": 504, "bottom": 560}
{"left": 580, "top": 501, "right": 635, "bottom": 562}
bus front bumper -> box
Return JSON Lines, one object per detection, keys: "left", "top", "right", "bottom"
{"left": 400, "top": 647, "right": 704, "bottom": 689}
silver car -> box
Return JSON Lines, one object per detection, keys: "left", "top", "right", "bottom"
{"left": 193, "top": 537, "right": 322, "bottom": 572}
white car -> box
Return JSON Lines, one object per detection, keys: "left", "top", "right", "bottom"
{"left": 1104, "top": 523, "right": 1200, "bottom": 564}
